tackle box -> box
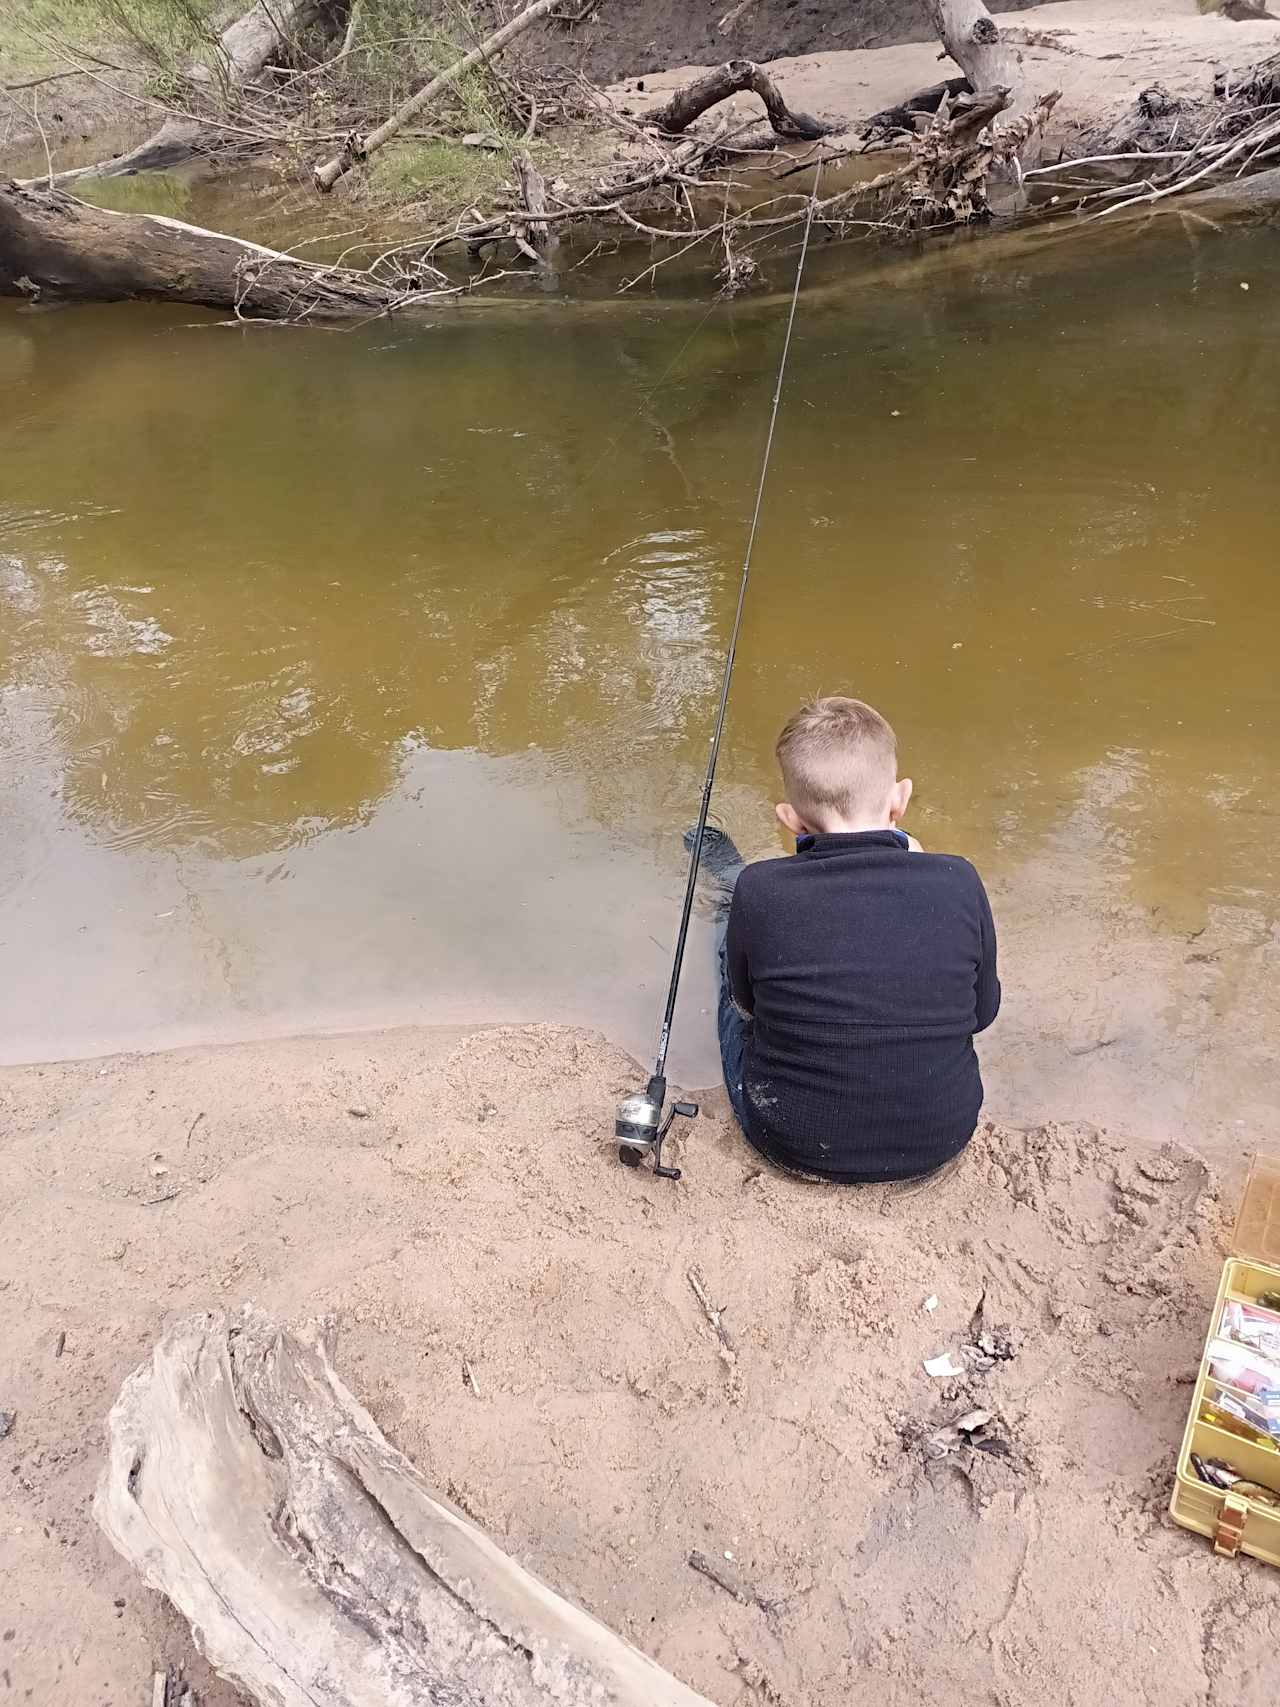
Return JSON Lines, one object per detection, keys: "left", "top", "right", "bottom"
{"left": 1170, "top": 1152, "right": 1280, "bottom": 1566}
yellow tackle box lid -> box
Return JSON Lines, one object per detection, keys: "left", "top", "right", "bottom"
{"left": 1231, "top": 1152, "right": 1280, "bottom": 1267}
{"left": 1168, "top": 1151, "right": 1280, "bottom": 1567}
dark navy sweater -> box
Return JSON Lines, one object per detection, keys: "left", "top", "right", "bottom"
{"left": 724, "top": 829, "right": 1000, "bottom": 1182}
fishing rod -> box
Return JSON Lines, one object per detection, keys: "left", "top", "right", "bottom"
{"left": 615, "top": 164, "right": 824, "bottom": 1182}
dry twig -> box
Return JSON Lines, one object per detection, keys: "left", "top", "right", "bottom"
{"left": 687, "top": 1267, "right": 736, "bottom": 1366}
{"left": 687, "top": 1549, "right": 781, "bottom": 1615}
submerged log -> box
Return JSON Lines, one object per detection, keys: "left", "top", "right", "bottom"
{"left": 648, "top": 59, "right": 829, "bottom": 140}
{"left": 95, "top": 1308, "right": 715, "bottom": 1707}
{"left": 0, "top": 180, "right": 400, "bottom": 318}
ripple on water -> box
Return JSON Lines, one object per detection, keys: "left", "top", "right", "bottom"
{"left": 0, "top": 683, "right": 104, "bottom": 778}
{"left": 543, "top": 526, "right": 724, "bottom": 761}
{"left": 601, "top": 526, "right": 708, "bottom": 568}
{"left": 0, "top": 503, "right": 121, "bottom": 541}
{"left": 57, "top": 757, "right": 214, "bottom": 852}
{"left": 98, "top": 804, "right": 214, "bottom": 853}
{"left": 71, "top": 588, "right": 174, "bottom": 659}
{"left": 0, "top": 554, "right": 41, "bottom": 616}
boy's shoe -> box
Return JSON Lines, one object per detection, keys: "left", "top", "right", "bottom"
{"left": 682, "top": 821, "right": 743, "bottom": 918}
{"left": 682, "top": 822, "right": 744, "bottom": 883}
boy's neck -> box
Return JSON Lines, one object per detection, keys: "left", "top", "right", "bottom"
{"left": 806, "top": 814, "right": 895, "bottom": 836}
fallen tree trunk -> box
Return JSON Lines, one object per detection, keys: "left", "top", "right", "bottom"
{"left": 95, "top": 1308, "right": 715, "bottom": 1707}
{"left": 648, "top": 58, "right": 828, "bottom": 140}
{"left": 314, "top": 0, "right": 560, "bottom": 191}
{"left": 203, "top": 0, "right": 328, "bottom": 89}
{"left": 0, "top": 179, "right": 401, "bottom": 318}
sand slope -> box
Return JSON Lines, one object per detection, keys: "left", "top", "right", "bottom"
{"left": 1, "top": 1020, "right": 1276, "bottom": 1705}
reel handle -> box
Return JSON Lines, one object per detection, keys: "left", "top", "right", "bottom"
{"left": 652, "top": 1100, "right": 699, "bottom": 1180}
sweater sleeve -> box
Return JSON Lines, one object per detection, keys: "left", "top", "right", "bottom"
{"left": 725, "top": 880, "right": 754, "bottom": 1017}
{"left": 974, "top": 872, "right": 1001, "bottom": 1033}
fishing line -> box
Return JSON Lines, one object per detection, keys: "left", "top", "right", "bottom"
{"left": 580, "top": 294, "right": 724, "bottom": 488}
{"left": 615, "top": 162, "right": 825, "bottom": 1179}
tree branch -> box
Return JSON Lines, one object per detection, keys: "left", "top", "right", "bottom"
{"left": 314, "top": 0, "right": 562, "bottom": 191}
{"left": 649, "top": 59, "right": 829, "bottom": 141}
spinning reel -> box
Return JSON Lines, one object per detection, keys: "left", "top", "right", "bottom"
{"left": 615, "top": 1074, "right": 698, "bottom": 1181}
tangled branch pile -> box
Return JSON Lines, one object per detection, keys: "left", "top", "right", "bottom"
{"left": 338, "top": 80, "right": 1063, "bottom": 301}
{"left": 1022, "top": 52, "right": 1280, "bottom": 219}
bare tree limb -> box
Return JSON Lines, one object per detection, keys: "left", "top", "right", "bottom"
{"left": 513, "top": 148, "right": 556, "bottom": 264}
{"left": 649, "top": 59, "right": 829, "bottom": 141}
{"left": 337, "top": 0, "right": 362, "bottom": 62}
{"left": 314, "top": 0, "right": 562, "bottom": 191}
{"left": 2, "top": 68, "right": 89, "bottom": 91}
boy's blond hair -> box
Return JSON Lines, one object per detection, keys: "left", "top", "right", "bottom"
{"left": 775, "top": 696, "right": 898, "bottom": 828}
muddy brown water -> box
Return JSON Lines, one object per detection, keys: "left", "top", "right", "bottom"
{"left": 2, "top": 210, "right": 1278, "bottom": 1157}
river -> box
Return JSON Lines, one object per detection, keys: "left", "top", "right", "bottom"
{"left": 1, "top": 207, "right": 1277, "bottom": 1154}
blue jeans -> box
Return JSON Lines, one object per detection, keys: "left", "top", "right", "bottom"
{"left": 714, "top": 871, "right": 753, "bottom": 1135}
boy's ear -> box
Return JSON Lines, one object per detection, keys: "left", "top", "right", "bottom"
{"left": 776, "top": 801, "right": 808, "bottom": 838}
{"left": 888, "top": 777, "right": 913, "bottom": 824}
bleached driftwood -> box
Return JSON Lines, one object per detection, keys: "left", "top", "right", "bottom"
{"left": 0, "top": 179, "right": 405, "bottom": 317}
{"left": 95, "top": 1307, "right": 715, "bottom": 1707}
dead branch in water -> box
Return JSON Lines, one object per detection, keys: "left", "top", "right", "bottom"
{"left": 1, "top": 70, "right": 1061, "bottom": 321}
{"left": 344, "top": 87, "right": 1060, "bottom": 287}
{"left": 1022, "top": 52, "right": 1280, "bottom": 219}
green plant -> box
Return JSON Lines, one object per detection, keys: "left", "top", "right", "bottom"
{"left": 365, "top": 135, "right": 511, "bottom": 208}
{"left": 331, "top": 0, "right": 522, "bottom": 135}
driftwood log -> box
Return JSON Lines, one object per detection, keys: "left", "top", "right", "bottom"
{"left": 95, "top": 1308, "right": 716, "bottom": 1707}
{"left": 648, "top": 59, "right": 828, "bottom": 140}
{"left": 0, "top": 180, "right": 401, "bottom": 317}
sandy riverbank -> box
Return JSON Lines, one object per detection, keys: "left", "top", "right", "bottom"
{"left": 604, "top": 0, "right": 1280, "bottom": 156}
{"left": 6, "top": 0, "right": 1280, "bottom": 194}
{"left": 1, "top": 1018, "right": 1275, "bottom": 1705}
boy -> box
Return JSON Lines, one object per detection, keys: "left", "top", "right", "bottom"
{"left": 704, "top": 695, "right": 999, "bottom": 1184}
